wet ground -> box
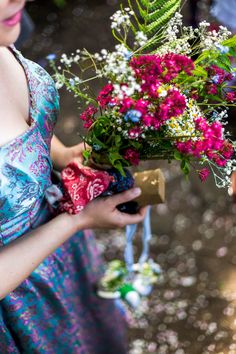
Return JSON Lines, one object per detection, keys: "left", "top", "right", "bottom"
{"left": 22, "top": 1, "right": 236, "bottom": 353}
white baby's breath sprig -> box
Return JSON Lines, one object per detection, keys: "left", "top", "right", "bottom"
{"left": 134, "top": 31, "right": 148, "bottom": 48}
{"left": 197, "top": 23, "right": 231, "bottom": 51}
{"left": 110, "top": 7, "right": 133, "bottom": 32}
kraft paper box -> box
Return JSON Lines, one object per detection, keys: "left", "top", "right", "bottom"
{"left": 133, "top": 169, "right": 165, "bottom": 206}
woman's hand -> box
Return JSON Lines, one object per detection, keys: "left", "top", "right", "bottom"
{"left": 51, "top": 135, "right": 87, "bottom": 171}
{"left": 63, "top": 142, "right": 87, "bottom": 166}
{"left": 71, "top": 187, "right": 147, "bottom": 230}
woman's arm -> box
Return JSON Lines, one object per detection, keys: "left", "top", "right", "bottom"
{"left": 0, "top": 213, "right": 81, "bottom": 300}
{"left": 0, "top": 187, "right": 145, "bottom": 300}
{"left": 50, "top": 135, "right": 85, "bottom": 171}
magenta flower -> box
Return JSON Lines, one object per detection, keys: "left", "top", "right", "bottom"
{"left": 128, "top": 127, "right": 143, "bottom": 139}
{"left": 226, "top": 91, "right": 236, "bottom": 102}
{"left": 130, "top": 55, "right": 163, "bottom": 86}
{"left": 161, "top": 53, "right": 194, "bottom": 82}
{"left": 198, "top": 168, "right": 210, "bottom": 182}
{"left": 158, "top": 89, "right": 187, "bottom": 122}
{"left": 123, "top": 148, "right": 140, "bottom": 166}
{"left": 80, "top": 105, "right": 98, "bottom": 129}
{"left": 97, "top": 84, "right": 114, "bottom": 108}
{"left": 119, "top": 97, "right": 134, "bottom": 113}
{"left": 134, "top": 99, "right": 149, "bottom": 115}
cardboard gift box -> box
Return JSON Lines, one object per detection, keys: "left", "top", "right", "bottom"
{"left": 133, "top": 169, "right": 165, "bottom": 206}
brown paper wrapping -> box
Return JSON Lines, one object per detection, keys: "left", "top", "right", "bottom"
{"left": 133, "top": 169, "right": 165, "bottom": 206}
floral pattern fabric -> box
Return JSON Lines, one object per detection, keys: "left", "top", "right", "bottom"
{"left": 0, "top": 47, "right": 127, "bottom": 353}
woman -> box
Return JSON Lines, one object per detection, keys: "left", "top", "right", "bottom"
{"left": 0, "top": 1, "right": 146, "bottom": 353}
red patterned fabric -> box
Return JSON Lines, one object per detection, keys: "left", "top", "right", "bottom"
{"left": 59, "top": 162, "right": 112, "bottom": 214}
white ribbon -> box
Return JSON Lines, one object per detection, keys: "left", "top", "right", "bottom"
{"left": 124, "top": 206, "right": 152, "bottom": 274}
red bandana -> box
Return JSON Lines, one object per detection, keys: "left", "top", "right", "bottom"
{"left": 59, "top": 162, "right": 112, "bottom": 214}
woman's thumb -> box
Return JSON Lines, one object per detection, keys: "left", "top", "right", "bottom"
{"left": 110, "top": 188, "right": 142, "bottom": 206}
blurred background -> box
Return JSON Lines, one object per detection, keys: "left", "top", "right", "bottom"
{"left": 19, "top": 1, "right": 236, "bottom": 353}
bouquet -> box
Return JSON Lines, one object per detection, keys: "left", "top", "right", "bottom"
{"left": 48, "top": 0, "right": 236, "bottom": 307}
{"left": 49, "top": 1, "right": 236, "bottom": 189}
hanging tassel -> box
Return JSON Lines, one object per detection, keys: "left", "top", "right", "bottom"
{"left": 97, "top": 206, "right": 162, "bottom": 309}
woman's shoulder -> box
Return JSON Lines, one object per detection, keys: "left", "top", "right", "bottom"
{"left": 11, "top": 46, "right": 60, "bottom": 122}
{"left": 11, "top": 46, "right": 59, "bottom": 94}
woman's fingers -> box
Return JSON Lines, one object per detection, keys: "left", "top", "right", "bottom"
{"left": 109, "top": 188, "right": 142, "bottom": 206}
{"left": 118, "top": 206, "right": 147, "bottom": 226}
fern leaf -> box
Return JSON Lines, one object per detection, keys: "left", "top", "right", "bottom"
{"left": 134, "top": 0, "right": 181, "bottom": 38}
{"left": 146, "top": 1, "right": 180, "bottom": 34}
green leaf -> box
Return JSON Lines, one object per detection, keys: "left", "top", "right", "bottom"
{"left": 215, "top": 55, "right": 232, "bottom": 72}
{"left": 229, "top": 47, "right": 236, "bottom": 57}
{"left": 129, "top": 140, "right": 142, "bottom": 149}
{"left": 207, "top": 94, "right": 224, "bottom": 103}
{"left": 113, "top": 160, "right": 126, "bottom": 176}
{"left": 193, "top": 66, "right": 208, "bottom": 78}
{"left": 115, "top": 135, "right": 122, "bottom": 146}
{"left": 53, "top": 0, "right": 66, "bottom": 8}
{"left": 194, "top": 50, "right": 212, "bottom": 65}
{"left": 83, "top": 150, "right": 91, "bottom": 162}
{"left": 108, "top": 151, "right": 124, "bottom": 165}
{"left": 222, "top": 35, "right": 236, "bottom": 48}
{"left": 181, "top": 160, "right": 190, "bottom": 175}
{"left": 174, "top": 151, "right": 182, "bottom": 161}
{"left": 92, "top": 133, "right": 108, "bottom": 146}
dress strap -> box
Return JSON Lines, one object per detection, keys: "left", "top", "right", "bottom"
{"left": 8, "top": 45, "right": 35, "bottom": 127}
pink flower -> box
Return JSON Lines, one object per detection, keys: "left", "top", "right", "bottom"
{"left": 226, "top": 91, "right": 236, "bottom": 102}
{"left": 119, "top": 97, "right": 134, "bottom": 113}
{"left": 158, "top": 89, "right": 186, "bottom": 122}
{"left": 130, "top": 55, "right": 163, "bottom": 86}
{"left": 134, "top": 99, "right": 149, "bottom": 114}
{"left": 97, "top": 84, "right": 114, "bottom": 108}
{"left": 123, "top": 148, "right": 140, "bottom": 166}
{"left": 207, "top": 84, "right": 218, "bottom": 95}
{"left": 220, "top": 140, "right": 234, "bottom": 159}
{"left": 128, "top": 127, "right": 143, "bottom": 139}
{"left": 142, "top": 114, "right": 161, "bottom": 129}
{"left": 142, "top": 114, "right": 154, "bottom": 126}
{"left": 80, "top": 105, "right": 98, "bottom": 129}
{"left": 83, "top": 119, "right": 93, "bottom": 129}
{"left": 161, "top": 53, "right": 194, "bottom": 82}
{"left": 130, "top": 53, "right": 194, "bottom": 90}
{"left": 176, "top": 140, "right": 193, "bottom": 155}
{"left": 198, "top": 168, "right": 210, "bottom": 182}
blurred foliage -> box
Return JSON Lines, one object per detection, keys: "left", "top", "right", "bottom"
{"left": 53, "top": 0, "right": 66, "bottom": 8}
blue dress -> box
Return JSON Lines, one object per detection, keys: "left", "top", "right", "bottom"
{"left": 0, "top": 47, "right": 127, "bottom": 354}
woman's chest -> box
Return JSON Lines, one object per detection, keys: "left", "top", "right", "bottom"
{"left": 0, "top": 48, "right": 30, "bottom": 147}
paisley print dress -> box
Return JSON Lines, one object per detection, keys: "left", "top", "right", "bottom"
{"left": 0, "top": 47, "right": 127, "bottom": 354}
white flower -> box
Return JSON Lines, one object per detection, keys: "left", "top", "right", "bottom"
{"left": 135, "top": 31, "right": 148, "bottom": 47}
{"left": 110, "top": 8, "right": 132, "bottom": 30}
{"left": 55, "top": 81, "right": 64, "bottom": 89}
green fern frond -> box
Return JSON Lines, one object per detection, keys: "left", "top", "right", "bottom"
{"left": 132, "top": 0, "right": 181, "bottom": 37}
{"left": 146, "top": 1, "right": 181, "bottom": 34}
